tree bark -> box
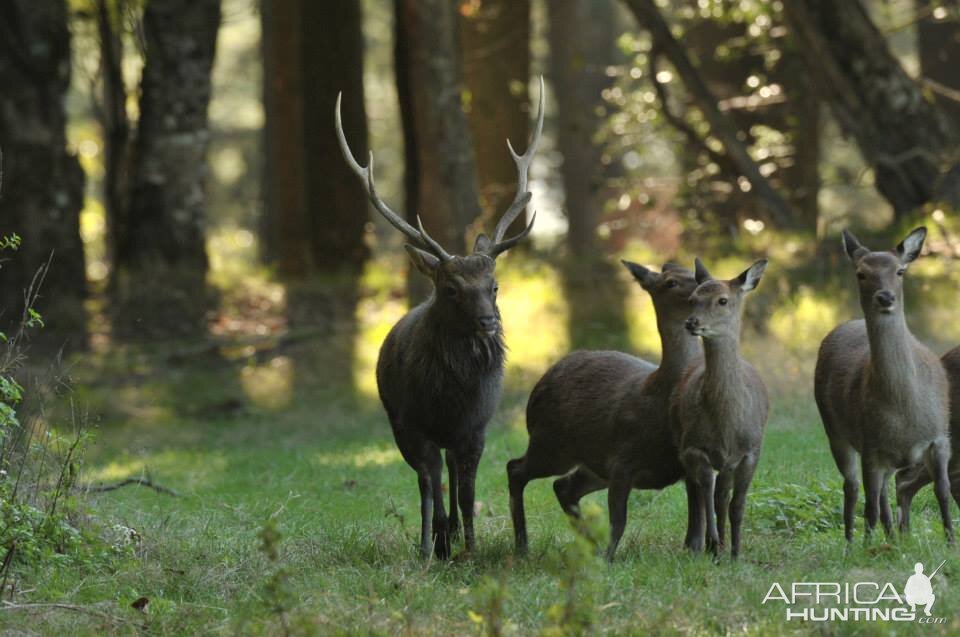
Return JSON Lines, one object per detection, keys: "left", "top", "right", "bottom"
{"left": 395, "top": 0, "right": 481, "bottom": 301}
{"left": 0, "top": 0, "right": 87, "bottom": 350}
{"left": 459, "top": 0, "right": 531, "bottom": 238}
{"left": 260, "top": 0, "right": 369, "bottom": 278}
{"left": 547, "top": 0, "right": 620, "bottom": 257}
{"left": 782, "top": 0, "right": 959, "bottom": 214}
{"left": 915, "top": 0, "right": 960, "bottom": 126}
{"left": 113, "top": 0, "right": 221, "bottom": 338}
{"left": 622, "top": 0, "right": 795, "bottom": 227}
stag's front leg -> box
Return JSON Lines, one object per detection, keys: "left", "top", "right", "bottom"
{"left": 445, "top": 449, "right": 460, "bottom": 540}
{"left": 455, "top": 440, "right": 485, "bottom": 553}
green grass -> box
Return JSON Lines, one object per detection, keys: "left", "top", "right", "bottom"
{"left": 6, "top": 342, "right": 960, "bottom": 636}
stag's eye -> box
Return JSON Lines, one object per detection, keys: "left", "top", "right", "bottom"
{"left": 666, "top": 279, "right": 678, "bottom": 289}
{"left": 897, "top": 268, "right": 905, "bottom": 277}
{"left": 718, "top": 297, "right": 728, "bottom": 306}
{"left": 444, "top": 285, "right": 458, "bottom": 298}
{"left": 857, "top": 272, "right": 866, "bottom": 280}
{"left": 492, "top": 284, "right": 500, "bottom": 295}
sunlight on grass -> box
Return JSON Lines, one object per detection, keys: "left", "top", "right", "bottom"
{"left": 314, "top": 443, "right": 402, "bottom": 468}
{"left": 624, "top": 274, "right": 660, "bottom": 357}
{"left": 353, "top": 256, "right": 408, "bottom": 398}
{"left": 87, "top": 450, "right": 228, "bottom": 484}
{"left": 241, "top": 355, "right": 293, "bottom": 409}
{"left": 769, "top": 285, "right": 837, "bottom": 355}
{"left": 499, "top": 259, "right": 569, "bottom": 378}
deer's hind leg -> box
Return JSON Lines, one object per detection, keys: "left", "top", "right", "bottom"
{"left": 879, "top": 471, "right": 894, "bottom": 539}
{"left": 508, "top": 438, "right": 575, "bottom": 555}
{"left": 681, "top": 448, "right": 719, "bottom": 556}
{"left": 926, "top": 439, "right": 956, "bottom": 545}
{"left": 895, "top": 463, "right": 929, "bottom": 533}
{"left": 553, "top": 467, "right": 606, "bottom": 517}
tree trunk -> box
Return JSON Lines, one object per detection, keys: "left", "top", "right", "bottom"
{"left": 547, "top": 0, "right": 620, "bottom": 258}
{"left": 915, "top": 0, "right": 960, "bottom": 126}
{"left": 0, "top": 0, "right": 87, "bottom": 350}
{"left": 260, "top": 0, "right": 369, "bottom": 279}
{"left": 395, "top": 0, "right": 481, "bottom": 301}
{"left": 782, "top": 0, "right": 959, "bottom": 214}
{"left": 459, "top": 0, "right": 531, "bottom": 238}
{"left": 97, "top": 0, "right": 131, "bottom": 279}
{"left": 113, "top": 0, "right": 221, "bottom": 339}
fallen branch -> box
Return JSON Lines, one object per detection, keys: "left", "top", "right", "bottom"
{"left": 0, "top": 600, "right": 127, "bottom": 625}
{"left": 86, "top": 477, "right": 178, "bottom": 496}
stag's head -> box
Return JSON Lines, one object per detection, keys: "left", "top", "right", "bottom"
{"left": 685, "top": 258, "right": 768, "bottom": 339}
{"left": 621, "top": 260, "right": 698, "bottom": 324}
{"left": 336, "top": 79, "right": 545, "bottom": 336}
{"left": 842, "top": 227, "right": 925, "bottom": 317}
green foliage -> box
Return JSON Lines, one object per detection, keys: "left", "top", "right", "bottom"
{"left": 468, "top": 575, "right": 511, "bottom": 637}
{"left": 748, "top": 481, "right": 844, "bottom": 537}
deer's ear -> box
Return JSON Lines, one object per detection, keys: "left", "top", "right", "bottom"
{"left": 404, "top": 244, "right": 440, "bottom": 276}
{"left": 694, "top": 257, "right": 713, "bottom": 284}
{"left": 842, "top": 229, "right": 868, "bottom": 262}
{"left": 734, "top": 259, "right": 768, "bottom": 292}
{"left": 896, "top": 226, "right": 927, "bottom": 265}
{"left": 621, "top": 259, "right": 656, "bottom": 290}
{"left": 473, "top": 233, "right": 492, "bottom": 254}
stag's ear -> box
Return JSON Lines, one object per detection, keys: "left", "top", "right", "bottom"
{"left": 733, "top": 259, "right": 768, "bottom": 292}
{"left": 694, "top": 257, "right": 713, "bottom": 284}
{"left": 842, "top": 229, "right": 868, "bottom": 262}
{"left": 896, "top": 227, "right": 926, "bottom": 265}
{"left": 473, "top": 233, "right": 492, "bottom": 254}
{"left": 621, "top": 259, "right": 656, "bottom": 290}
{"left": 404, "top": 244, "right": 440, "bottom": 277}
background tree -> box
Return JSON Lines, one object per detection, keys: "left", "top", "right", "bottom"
{"left": 0, "top": 0, "right": 87, "bottom": 350}
{"left": 395, "top": 0, "right": 481, "bottom": 300}
{"left": 782, "top": 0, "right": 960, "bottom": 215}
{"left": 111, "top": 0, "right": 222, "bottom": 338}
{"left": 915, "top": 0, "right": 960, "bottom": 128}
{"left": 458, "top": 0, "right": 531, "bottom": 238}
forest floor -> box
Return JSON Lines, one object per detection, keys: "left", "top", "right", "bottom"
{"left": 5, "top": 336, "right": 960, "bottom": 636}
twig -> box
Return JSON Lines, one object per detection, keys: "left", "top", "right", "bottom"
{"left": 86, "top": 477, "right": 178, "bottom": 496}
{"left": 0, "top": 600, "right": 127, "bottom": 624}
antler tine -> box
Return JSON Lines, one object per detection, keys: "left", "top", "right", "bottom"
{"left": 416, "top": 215, "right": 452, "bottom": 261}
{"left": 488, "top": 76, "right": 545, "bottom": 249}
{"left": 488, "top": 210, "right": 537, "bottom": 259}
{"left": 336, "top": 93, "right": 445, "bottom": 256}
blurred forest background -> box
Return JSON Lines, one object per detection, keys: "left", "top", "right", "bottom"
{"left": 2, "top": 0, "right": 960, "bottom": 392}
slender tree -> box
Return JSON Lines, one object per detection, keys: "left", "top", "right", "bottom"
{"left": 0, "top": 0, "right": 87, "bottom": 349}
{"left": 782, "top": 0, "right": 960, "bottom": 214}
{"left": 395, "top": 0, "right": 481, "bottom": 253}
{"left": 459, "top": 0, "right": 531, "bottom": 238}
{"left": 112, "top": 0, "right": 222, "bottom": 338}
{"left": 915, "top": 0, "right": 960, "bottom": 127}
{"left": 547, "top": 0, "right": 621, "bottom": 258}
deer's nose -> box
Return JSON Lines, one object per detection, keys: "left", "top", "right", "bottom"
{"left": 875, "top": 290, "right": 895, "bottom": 308}
{"left": 477, "top": 316, "right": 499, "bottom": 331}
{"left": 685, "top": 316, "right": 700, "bottom": 331}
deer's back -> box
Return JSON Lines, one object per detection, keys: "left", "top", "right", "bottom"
{"left": 525, "top": 350, "right": 655, "bottom": 477}
{"left": 377, "top": 304, "right": 504, "bottom": 449}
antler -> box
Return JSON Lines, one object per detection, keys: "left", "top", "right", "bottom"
{"left": 335, "top": 93, "right": 452, "bottom": 261}
{"left": 482, "top": 76, "right": 545, "bottom": 258}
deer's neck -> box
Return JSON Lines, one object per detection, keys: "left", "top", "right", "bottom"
{"left": 657, "top": 320, "right": 701, "bottom": 383}
{"left": 702, "top": 334, "right": 743, "bottom": 407}
{"left": 865, "top": 310, "right": 917, "bottom": 392}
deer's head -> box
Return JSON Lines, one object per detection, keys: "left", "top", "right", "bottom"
{"left": 621, "top": 260, "right": 698, "bottom": 324}
{"left": 336, "top": 79, "right": 545, "bottom": 336}
{"left": 842, "top": 227, "right": 925, "bottom": 317}
{"left": 685, "top": 258, "right": 768, "bottom": 339}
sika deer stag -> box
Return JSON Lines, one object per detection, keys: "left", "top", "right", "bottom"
{"left": 507, "top": 262, "right": 699, "bottom": 560}
{"left": 673, "top": 258, "right": 769, "bottom": 558}
{"left": 335, "top": 80, "right": 544, "bottom": 559}
{"left": 815, "top": 227, "right": 954, "bottom": 544}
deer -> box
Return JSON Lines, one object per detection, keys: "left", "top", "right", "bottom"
{"left": 814, "top": 227, "right": 954, "bottom": 545}
{"left": 334, "top": 80, "right": 543, "bottom": 560}
{"left": 507, "top": 261, "right": 700, "bottom": 560}
{"left": 672, "top": 257, "right": 769, "bottom": 558}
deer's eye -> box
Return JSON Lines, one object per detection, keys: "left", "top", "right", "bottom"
{"left": 718, "top": 298, "right": 728, "bottom": 306}
{"left": 897, "top": 268, "right": 905, "bottom": 277}
{"left": 492, "top": 284, "right": 499, "bottom": 294}
{"left": 444, "top": 285, "right": 458, "bottom": 298}
{"left": 857, "top": 272, "right": 866, "bottom": 280}
{"left": 666, "top": 279, "right": 678, "bottom": 289}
